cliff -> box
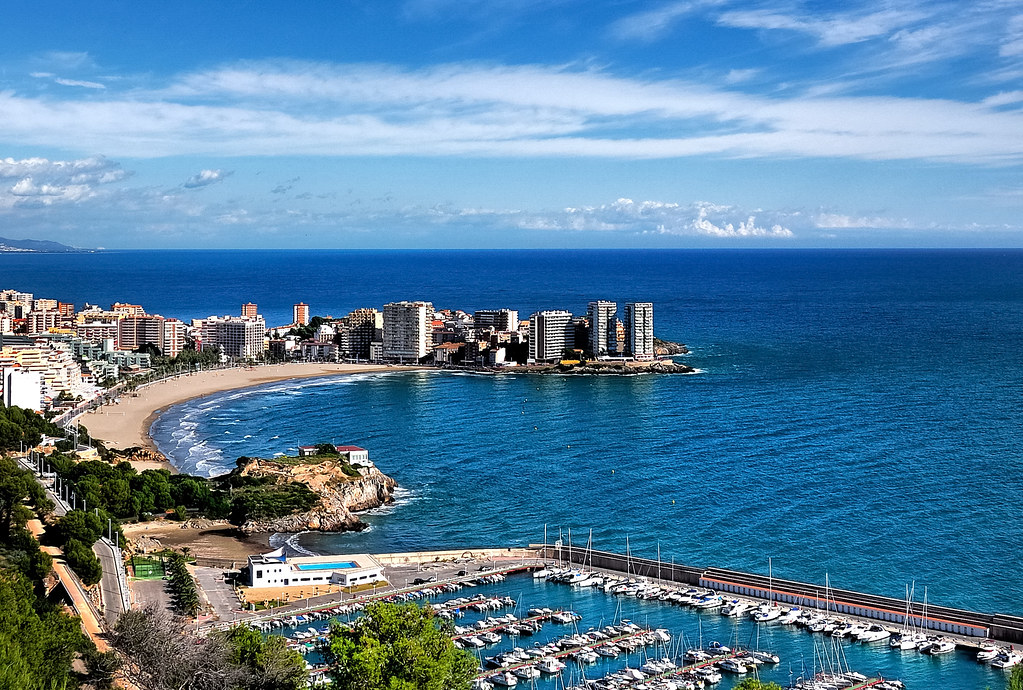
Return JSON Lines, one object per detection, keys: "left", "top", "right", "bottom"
{"left": 228, "top": 457, "right": 397, "bottom": 534}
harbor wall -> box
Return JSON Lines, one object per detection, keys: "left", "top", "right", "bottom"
{"left": 534, "top": 544, "right": 1023, "bottom": 643}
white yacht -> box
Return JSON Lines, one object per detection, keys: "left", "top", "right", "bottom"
{"left": 718, "top": 658, "right": 748, "bottom": 674}
{"left": 856, "top": 624, "right": 891, "bottom": 643}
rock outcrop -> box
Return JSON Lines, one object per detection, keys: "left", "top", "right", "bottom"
{"left": 545, "top": 360, "right": 696, "bottom": 375}
{"left": 233, "top": 457, "right": 397, "bottom": 534}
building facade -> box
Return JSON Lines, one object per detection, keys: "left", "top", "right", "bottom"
{"left": 587, "top": 300, "right": 618, "bottom": 357}
{"left": 198, "top": 316, "right": 266, "bottom": 359}
{"left": 382, "top": 301, "right": 433, "bottom": 361}
{"left": 474, "top": 309, "right": 519, "bottom": 332}
{"left": 624, "top": 302, "right": 655, "bottom": 360}
{"left": 241, "top": 303, "right": 259, "bottom": 319}
{"left": 293, "top": 302, "right": 310, "bottom": 327}
{"left": 247, "top": 549, "right": 384, "bottom": 588}
{"left": 528, "top": 310, "right": 574, "bottom": 362}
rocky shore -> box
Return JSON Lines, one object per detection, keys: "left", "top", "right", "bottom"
{"left": 231, "top": 457, "right": 397, "bottom": 534}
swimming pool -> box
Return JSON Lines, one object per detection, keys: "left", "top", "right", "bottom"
{"left": 294, "top": 561, "right": 359, "bottom": 571}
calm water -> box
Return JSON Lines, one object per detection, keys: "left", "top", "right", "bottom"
{"left": 279, "top": 572, "right": 1012, "bottom": 690}
{"left": 6, "top": 248, "right": 1021, "bottom": 688}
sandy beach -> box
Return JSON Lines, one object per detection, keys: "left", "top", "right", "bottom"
{"left": 79, "top": 363, "right": 395, "bottom": 471}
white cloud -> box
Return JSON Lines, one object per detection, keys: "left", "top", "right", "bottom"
{"left": 813, "top": 213, "right": 912, "bottom": 229}
{"left": 0, "top": 60, "right": 1020, "bottom": 165}
{"left": 1002, "top": 14, "right": 1023, "bottom": 57}
{"left": 509, "top": 198, "right": 794, "bottom": 238}
{"left": 723, "top": 68, "right": 761, "bottom": 84}
{"left": 54, "top": 77, "right": 106, "bottom": 89}
{"left": 717, "top": 8, "right": 927, "bottom": 47}
{"left": 183, "top": 169, "right": 231, "bottom": 189}
{"left": 0, "top": 156, "right": 127, "bottom": 210}
{"left": 609, "top": 2, "right": 709, "bottom": 42}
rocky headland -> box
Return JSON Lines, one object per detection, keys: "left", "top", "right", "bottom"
{"left": 226, "top": 456, "right": 397, "bottom": 534}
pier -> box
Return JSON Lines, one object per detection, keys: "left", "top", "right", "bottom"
{"left": 534, "top": 543, "right": 1023, "bottom": 644}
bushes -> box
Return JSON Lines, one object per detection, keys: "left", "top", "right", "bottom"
{"left": 227, "top": 482, "right": 319, "bottom": 525}
{"left": 65, "top": 538, "right": 103, "bottom": 586}
{"left": 166, "top": 552, "right": 200, "bottom": 616}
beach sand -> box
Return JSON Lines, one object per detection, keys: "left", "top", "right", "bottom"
{"left": 122, "top": 520, "right": 271, "bottom": 563}
{"left": 79, "top": 362, "right": 394, "bottom": 471}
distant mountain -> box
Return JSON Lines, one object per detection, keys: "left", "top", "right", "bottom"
{"left": 0, "top": 236, "right": 87, "bottom": 253}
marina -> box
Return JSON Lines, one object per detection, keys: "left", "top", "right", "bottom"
{"left": 230, "top": 548, "right": 1022, "bottom": 689}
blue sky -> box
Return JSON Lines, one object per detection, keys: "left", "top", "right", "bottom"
{"left": 0, "top": 1, "right": 1021, "bottom": 249}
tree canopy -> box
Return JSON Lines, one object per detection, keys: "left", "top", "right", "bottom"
{"left": 322, "top": 601, "right": 477, "bottom": 690}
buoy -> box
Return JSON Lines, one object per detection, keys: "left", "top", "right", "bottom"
{"left": 612, "top": 469, "right": 615, "bottom": 474}
{"left": 672, "top": 499, "right": 675, "bottom": 505}
{"left": 534, "top": 426, "right": 538, "bottom": 430}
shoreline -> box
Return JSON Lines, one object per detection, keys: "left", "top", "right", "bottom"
{"left": 78, "top": 363, "right": 399, "bottom": 473}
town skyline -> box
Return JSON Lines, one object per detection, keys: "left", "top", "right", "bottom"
{"left": 1, "top": 2, "right": 1022, "bottom": 249}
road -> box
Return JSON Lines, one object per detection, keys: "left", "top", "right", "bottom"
{"left": 94, "top": 538, "right": 130, "bottom": 624}
{"left": 19, "top": 455, "right": 131, "bottom": 626}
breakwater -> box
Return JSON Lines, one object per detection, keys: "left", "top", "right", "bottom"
{"left": 536, "top": 544, "right": 1023, "bottom": 643}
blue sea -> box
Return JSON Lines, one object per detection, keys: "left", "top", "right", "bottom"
{"left": 5, "top": 248, "right": 1022, "bottom": 688}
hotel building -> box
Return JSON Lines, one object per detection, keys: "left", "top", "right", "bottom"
{"left": 293, "top": 302, "right": 310, "bottom": 327}
{"left": 197, "top": 315, "right": 266, "bottom": 359}
{"left": 528, "top": 310, "right": 574, "bottom": 362}
{"left": 382, "top": 301, "right": 433, "bottom": 361}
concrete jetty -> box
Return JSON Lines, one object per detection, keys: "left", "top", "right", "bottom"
{"left": 535, "top": 543, "right": 1023, "bottom": 644}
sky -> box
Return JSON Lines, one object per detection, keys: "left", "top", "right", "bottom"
{"left": 0, "top": 1, "right": 1021, "bottom": 249}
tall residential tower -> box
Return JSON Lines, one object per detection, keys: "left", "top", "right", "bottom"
{"left": 624, "top": 302, "right": 654, "bottom": 360}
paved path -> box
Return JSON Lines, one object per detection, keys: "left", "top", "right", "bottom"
{"left": 94, "top": 538, "right": 131, "bottom": 624}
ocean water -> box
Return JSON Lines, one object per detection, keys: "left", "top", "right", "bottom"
{"left": 5, "top": 248, "right": 1022, "bottom": 687}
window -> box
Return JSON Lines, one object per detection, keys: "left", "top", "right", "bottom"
{"left": 256, "top": 570, "right": 263, "bottom": 578}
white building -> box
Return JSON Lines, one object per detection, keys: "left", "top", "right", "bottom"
{"left": 197, "top": 316, "right": 266, "bottom": 359}
{"left": 2, "top": 368, "right": 42, "bottom": 411}
{"left": 528, "top": 310, "right": 574, "bottom": 363}
{"left": 624, "top": 302, "right": 655, "bottom": 360}
{"left": 314, "top": 323, "right": 336, "bottom": 343}
{"left": 587, "top": 300, "right": 618, "bottom": 357}
{"left": 247, "top": 549, "right": 384, "bottom": 588}
{"left": 382, "top": 301, "right": 433, "bottom": 361}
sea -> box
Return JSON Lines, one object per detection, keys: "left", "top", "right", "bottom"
{"left": 4, "top": 248, "right": 1021, "bottom": 688}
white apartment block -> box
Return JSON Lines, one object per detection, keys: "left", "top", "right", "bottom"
{"left": 588, "top": 300, "right": 618, "bottom": 357}
{"left": 0, "top": 345, "right": 87, "bottom": 402}
{"left": 624, "top": 302, "right": 655, "bottom": 360}
{"left": 198, "top": 316, "right": 266, "bottom": 359}
{"left": 382, "top": 301, "right": 433, "bottom": 361}
{"left": 2, "top": 369, "right": 42, "bottom": 411}
{"left": 528, "top": 310, "right": 574, "bottom": 362}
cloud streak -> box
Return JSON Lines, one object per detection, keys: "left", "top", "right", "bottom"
{"left": 0, "top": 60, "right": 1020, "bottom": 165}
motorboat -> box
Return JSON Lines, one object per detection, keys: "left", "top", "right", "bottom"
{"left": 511, "top": 666, "right": 540, "bottom": 681}
{"left": 925, "top": 638, "right": 956, "bottom": 655}
{"left": 749, "top": 650, "right": 781, "bottom": 664}
{"left": 976, "top": 640, "right": 1000, "bottom": 662}
{"left": 750, "top": 604, "right": 782, "bottom": 622}
{"left": 856, "top": 624, "right": 891, "bottom": 643}
{"left": 717, "top": 658, "right": 748, "bottom": 674}
{"left": 537, "top": 657, "right": 565, "bottom": 674}
{"left": 992, "top": 650, "right": 1023, "bottom": 668}
{"left": 720, "top": 598, "right": 753, "bottom": 618}
{"left": 695, "top": 666, "right": 723, "bottom": 684}
{"left": 490, "top": 673, "right": 517, "bottom": 687}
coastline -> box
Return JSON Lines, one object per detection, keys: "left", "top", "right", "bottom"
{"left": 78, "top": 363, "right": 396, "bottom": 473}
